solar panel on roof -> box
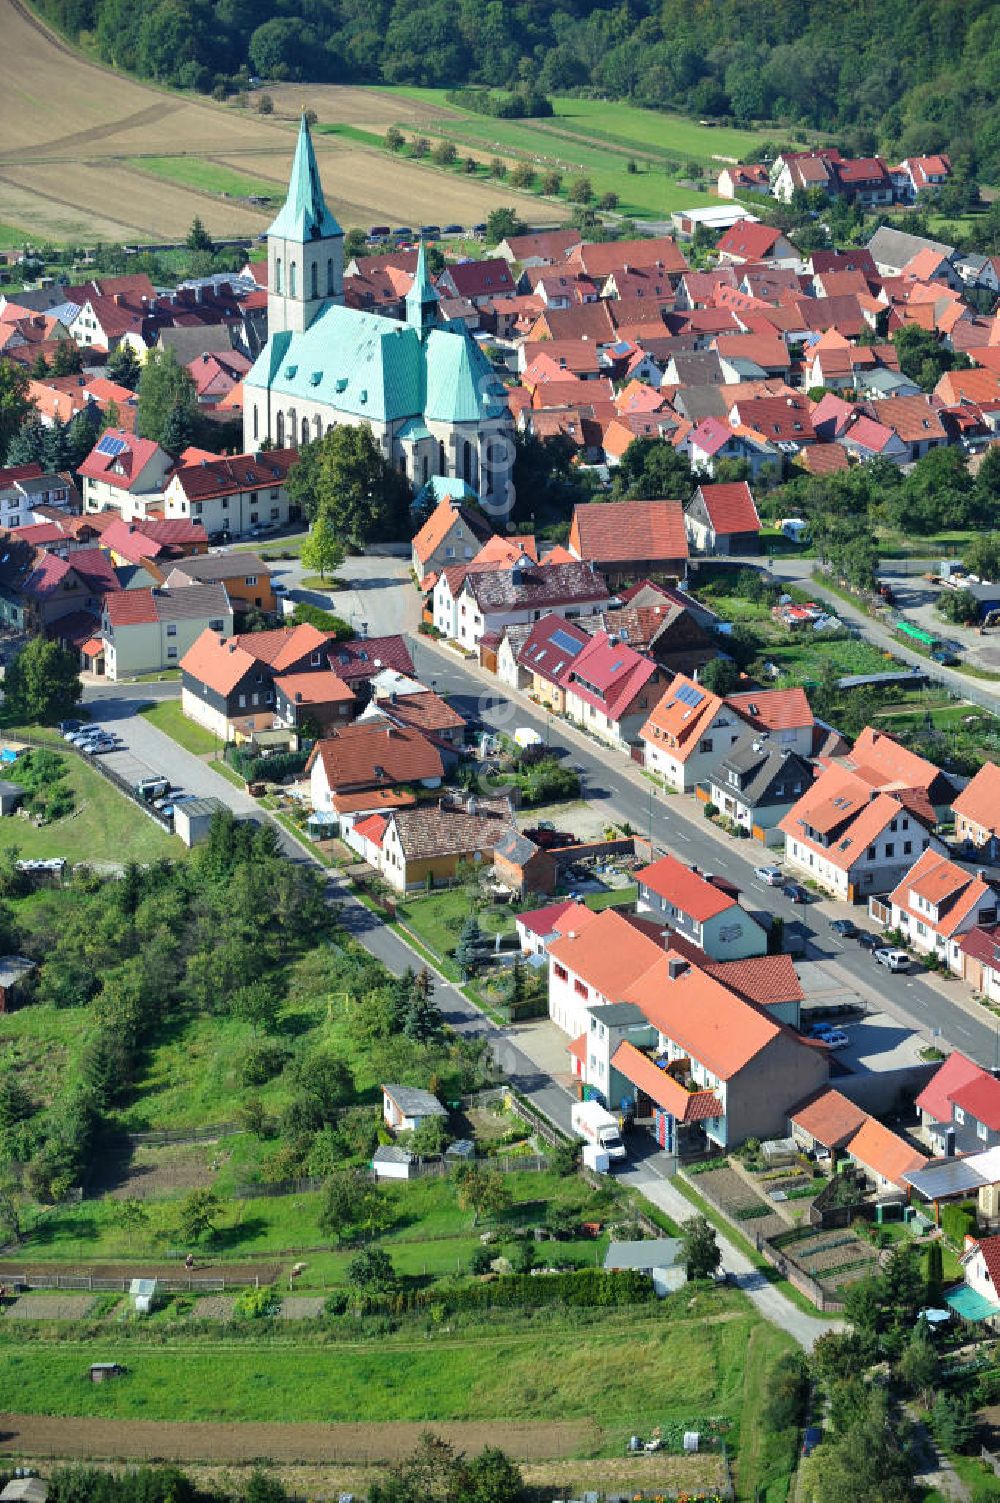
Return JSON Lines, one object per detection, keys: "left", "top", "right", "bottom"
{"left": 550, "top": 629, "right": 584, "bottom": 656}
{"left": 675, "top": 683, "right": 705, "bottom": 708}
{"left": 96, "top": 434, "right": 127, "bottom": 457}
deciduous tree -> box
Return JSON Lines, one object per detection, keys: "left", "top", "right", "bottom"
{"left": 3, "top": 637, "right": 81, "bottom": 724}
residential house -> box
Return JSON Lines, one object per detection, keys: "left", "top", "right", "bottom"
{"left": 556, "top": 629, "right": 668, "bottom": 748}
{"left": 0, "top": 465, "right": 76, "bottom": 532}
{"left": 684, "top": 417, "right": 777, "bottom": 479}
{"left": 778, "top": 764, "right": 945, "bottom": 901}
{"left": 162, "top": 449, "right": 297, "bottom": 539}
{"left": 715, "top": 223, "right": 798, "bottom": 266}
{"left": 500, "top": 613, "right": 590, "bottom": 707}
{"left": 867, "top": 226, "right": 954, "bottom": 279}
{"left": 727, "top": 687, "right": 816, "bottom": 757}
{"left": 771, "top": 149, "right": 841, "bottom": 202}
{"left": 515, "top": 897, "right": 591, "bottom": 959}
{"left": 846, "top": 1116, "right": 927, "bottom": 1195}
{"left": 958, "top": 1237, "right": 1000, "bottom": 1322}
{"left": 708, "top": 737, "right": 814, "bottom": 846}
{"left": 717, "top": 164, "right": 771, "bottom": 198}
{"left": 325, "top": 634, "right": 415, "bottom": 695}
{"left": 848, "top": 725, "right": 958, "bottom": 820}
{"left": 887, "top": 848, "right": 999, "bottom": 972}
{"left": 834, "top": 157, "right": 894, "bottom": 208}
{"left": 568, "top": 499, "right": 687, "bottom": 588}
{"left": 78, "top": 433, "right": 174, "bottom": 521}
{"left": 789, "top": 1087, "right": 870, "bottom": 1161}
{"left": 639, "top": 674, "right": 744, "bottom": 791}
{"left": 0, "top": 544, "right": 110, "bottom": 631}
{"left": 441, "top": 557, "right": 609, "bottom": 652}
{"left": 916, "top": 1051, "right": 1000, "bottom": 1156}
{"left": 892, "top": 155, "right": 952, "bottom": 202}
{"left": 410, "top": 492, "right": 492, "bottom": 586}
{"left": 436, "top": 258, "right": 516, "bottom": 307}
{"left": 367, "top": 797, "right": 514, "bottom": 892}
{"left": 586, "top": 600, "right": 718, "bottom": 680}
{"left": 957, "top": 925, "right": 1000, "bottom": 1006}
{"left": 493, "top": 828, "right": 558, "bottom": 898}
{"left": 99, "top": 517, "right": 209, "bottom": 573}
{"left": 494, "top": 228, "right": 582, "bottom": 267}
{"left": 565, "top": 237, "right": 688, "bottom": 286}
{"left": 635, "top": 853, "right": 768, "bottom": 959}
{"left": 273, "top": 671, "right": 355, "bottom": 734}
{"left": 100, "top": 583, "right": 232, "bottom": 680}
{"left": 867, "top": 397, "right": 948, "bottom": 460}
{"left": 684, "top": 482, "right": 761, "bottom": 556}
{"left": 307, "top": 721, "right": 444, "bottom": 811}
{"left": 953, "top": 762, "right": 1000, "bottom": 858}
{"left": 163, "top": 552, "right": 276, "bottom": 616}
{"left": 179, "top": 622, "right": 333, "bottom": 739}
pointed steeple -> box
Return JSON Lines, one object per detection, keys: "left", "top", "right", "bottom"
{"left": 406, "top": 242, "right": 440, "bottom": 333}
{"left": 267, "top": 114, "right": 342, "bottom": 242}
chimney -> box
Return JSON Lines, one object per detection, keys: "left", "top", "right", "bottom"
{"left": 295, "top": 691, "right": 302, "bottom": 703}
{"left": 668, "top": 957, "right": 689, "bottom": 981}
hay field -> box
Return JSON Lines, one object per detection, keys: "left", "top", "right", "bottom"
{"left": 0, "top": 0, "right": 549, "bottom": 242}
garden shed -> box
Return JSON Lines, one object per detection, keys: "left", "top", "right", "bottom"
{"left": 129, "top": 1277, "right": 158, "bottom": 1314}
{"left": 372, "top": 1144, "right": 415, "bottom": 1181}
{"left": 382, "top": 1083, "right": 447, "bottom": 1133}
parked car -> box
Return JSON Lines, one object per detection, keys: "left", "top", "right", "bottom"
{"left": 809, "top": 1024, "right": 834, "bottom": 1040}
{"left": 874, "top": 947, "right": 909, "bottom": 972}
{"left": 784, "top": 881, "right": 809, "bottom": 904}
{"left": 802, "top": 1427, "right": 822, "bottom": 1457}
{"left": 755, "top": 864, "right": 784, "bottom": 886}
{"left": 857, "top": 930, "right": 880, "bottom": 950}
{"left": 58, "top": 720, "right": 82, "bottom": 735}
{"left": 829, "top": 918, "right": 858, "bottom": 938}
{"left": 823, "top": 1028, "right": 850, "bottom": 1049}
{"left": 443, "top": 223, "right": 464, "bottom": 235}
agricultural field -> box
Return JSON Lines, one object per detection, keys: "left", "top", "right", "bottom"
{"left": 0, "top": 3, "right": 548, "bottom": 243}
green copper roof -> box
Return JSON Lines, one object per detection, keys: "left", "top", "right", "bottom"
{"left": 246, "top": 306, "right": 422, "bottom": 422}
{"left": 406, "top": 242, "right": 440, "bottom": 330}
{"left": 267, "top": 115, "right": 342, "bottom": 242}
{"left": 424, "top": 326, "right": 508, "bottom": 424}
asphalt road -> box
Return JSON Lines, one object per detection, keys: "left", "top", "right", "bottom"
{"left": 409, "top": 637, "right": 1000, "bottom": 1070}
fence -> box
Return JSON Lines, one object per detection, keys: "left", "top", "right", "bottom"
{"left": 127, "top": 1123, "right": 241, "bottom": 1147}
{"left": 231, "top": 1151, "right": 552, "bottom": 1200}
{"left": 7, "top": 732, "right": 172, "bottom": 835}
{"left": 4, "top": 1273, "right": 232, "bottom": 1293}
{"left": 505, "top": 1088, "right": 573, "bottom": 1149}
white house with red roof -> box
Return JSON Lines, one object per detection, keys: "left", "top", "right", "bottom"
{"left": 683, "top": 417, "right": 777, "bottom": 479}
{"left": 887, "top": 848, "right": 999, "bottom": 972}
{"left": 958, "top": 1236, "right": 1000, "bottom": 1322}
{"left": 684, "top": 481, "right": 761, "bottom": 556}
{"left": 79, "top": 432, "right": 174, "bottom": 522}
{"left": 162, "top": 448, "right": 297, "bottom": 540}
{"left": 891, "top": 155, "right": 952, "bottom": 202}
{"left": 556, "top": 630, "right": 669, "bottom": 748}
{"left": 639, "top": 673, "right": 744, "bottom": 791}
{"left": 952, "top": 762, "right": 1000, "bottom": 858}
{"left": 726, "top": 687, "right": 816, "bottom": 757}
{"left": 100, "top": 582, "right": 232, "bottom": 680}
{"left": 636, "top": 853, "right": 767, "bottom": 960}
{"left": 715, "top": 222, "right": 798, "bottom": 266}
{"left": 916, "top": 1050, "right": 1000, "bottom": 1156}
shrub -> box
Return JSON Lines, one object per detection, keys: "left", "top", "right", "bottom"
{"left": 942, "top": 1200, "right": 977, "bottom": 1246}
{"left": 241, "top": 1040, "right": 289, "bottom": 1086}
{"left": 234, "top": 1283, "right": 279, "bottom": 1320}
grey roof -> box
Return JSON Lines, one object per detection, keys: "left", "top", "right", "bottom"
{"left": 713, "top": 735, "right": 812, "bottom": 810}
{"left": 604, "top": 1238, "right": 683, "bottom": 1272}
{"left": 464, "top": 560, "right": 608, "bottom": 613}
{"left": 373, "top": 1144, "right": 413, "bottom": 1164}
{"left": 673, "top": 384, "right": 730, "bottom": 422}
{"left": 494, "top": 828, "right": 541, "bottom": 864}
{"left": 154, "top": 582, "right": 232, "bottom": 623}
{"left": 0, "top": 780, "right": 25, "bottom": 798}
{"left": 130, "top": 1278, "right": 157, "bottom": 1296}
{"left": 904, "top": 1159, "right": 987, "bottom": 1201}
{"left": 867, "top": 225, "right": 954, "bottom": 274}
{"left": 1, "top": 1481, "right": 48, "bottom": 1503}
{"left": 383, "top": 1083, "right": 447, "bottom": 1117}
{"left": 176, "top": 797, "right": 226, "bottom": 819}
{"left": 589, "top": 1001, "right": 649, "bottom": 1026}
{"left": 668, "top": 351, "right": 724, "bottom": 386}
{"left": 165, "top": 553, "right": 270, "bottom": 584}
{"left": 0, "top": 955, "right": 35, "bottom": 987}
{"left": 157, "top": 324, "right": 235, "bottom": 363}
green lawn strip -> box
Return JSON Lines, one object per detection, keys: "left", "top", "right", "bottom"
{"left": 139, "top": 699, "right": 220, "bottom": 756}
{"left": 672, "top": 1175, "right": 826, "bottom": 1320}
{"left": 0, "top": 1002, "right": 95, "bottom": 1115}
{"left": 583, "top": 885, "right": 638, "bottom": 912}
{"left": 0, "top": 754, "right": 173, "bottom": 864}
{"left": 734, "top": 1319, "right": 800, "bottom": 1503}
{"left": 129, "top": 157, "right": 279, "bottom": 200}
{"left": 396, "top": 888, "right": 514, "bottom": 959}
{"left": 0, "top": 1304, "right": 752, "bottom": 1428}
{"left": 316, "top": 122, "right": 385, "bottom": 150}
{"left": 208, "top": 758, "right": 248, "bottom": 790}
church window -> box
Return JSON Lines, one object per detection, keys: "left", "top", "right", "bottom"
{"left": 326, "top": 259, "right": 334, "bottom": 296}
{"left": 310, "top": 261, "right": 318, "bottom": 299}
{"left": 463, "top": 440, "right": 472, "bottom": 485}
{"left": 313, "top": 415, "right": 322, "bottom": 441}
{"left": 275, "top": 257, "right": 283, "bottom": 294}
{"left": 422, "top": 454, "right": 429, "bottom": 484}
{"left": 290, "top": 261, "right": 297, "bottom": 297}
{"left": 276, "top": 411, "right": 285, "bottom": 446}
{"left": 439, "top": 439, "right": 446, "bottom": 474}
{"left": 399, "top": 454, "right": 407, "bottom": 478}
{"left": 301, "top": 417, "right": 310, "bottom": 445}
{"left": 287, "top": 410, "right": 297, "bottom": 447}
{"left": 252, "top": 405, "right": 258, "bottom": 441}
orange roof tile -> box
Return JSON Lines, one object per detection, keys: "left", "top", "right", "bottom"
{"left": 622, "top": 957, "right": 782, "bottom": 1080}
{"left": 790, "top": 1088, "right": 870, "bottom": 1150}
{"left": 570, "top": 499, "right": 687, "bottom": 567}
{"left": 547, "top": 907, "right": 661, "bottom": 1002}
{"left": 953, "top": 761, "right": 1000, "bottom": 835}
{"left": 639, "top": 674, "right": 723, "bottom": 762}
{"left": 728, "top": 686, "right": 813, "bottom": 732}
{"left": 889, "top": 848, "right": 993, "bottom": 938}
{"left": 704, "top": 953, "right": 803, "bottom": 1009}
{"left": 847, "top": 1116, "right": 927, "bottom": 1189}
{"left": 694, "top": 481, "right": 760, "bottom": 535}
{"left": 636, "top": 853, "right": 736, "bottom": 923}
{"left": 306, "top": 722, "right": 444, "bottom": 793}
{"left": 612, "top": 1041, "right": 722, "bottom": 1122}
{"left": 411, "top": 495, "right": 491, "bottom": 566}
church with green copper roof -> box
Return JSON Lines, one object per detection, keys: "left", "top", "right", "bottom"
{"left": 244, "top": 116, "right": 514, "bottom": 518}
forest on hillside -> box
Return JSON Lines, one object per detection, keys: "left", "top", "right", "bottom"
{"left": 33, "top": 0, "right": 1000, "bottom": 183}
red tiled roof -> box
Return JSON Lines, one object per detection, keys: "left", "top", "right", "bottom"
{"left": 889, "top": 848, "right": 994, "bottom": 938}
{"left": 952, "top": 1074, "right": 1000, "bottom": 1133}
{"left": 306, "top": 721, "right": 443, "bottom": 793}
{"left": 516, "top": 898, "right": 587, "bottom": 939}
{"left": 623, "top": 956, "right": 782, "bottom": 1080}
{"left": 716, "top": 223, "right": 783, "bottom": 261}
{"left": 273, "top": 671, "right": 354, "bottom": 706}
{"left": 612, "top": 1041, "right": 722, "bottom": 1123}
{"left": 104, "top": 590, "right": 158, "bottom": 626}
{"left": 352, "top": 812, "right": 388, "bottom": 847}
{"left": 327, "top": 635, "right": 415, "bottom": 683}
{"left": 693, "top": 482, "right": 760, "bottom": 535}
{"left": 847, "top": 1117, "right": 927, "bottom": 1188}
{"left": 704, "top": 953, "right": 803, "bottom": 1009}
{"left": 558, "top": 630, "right": 660, "bottom": 723}
{"left": 170, "top": 448, "right": 296, "bottom": 502}
{"left": 637, "top": 853, "right": 736, "bottom": 923}
{"left": 571, "top": 499, "right": 687, "bottom": 567}
{"left": 639, "top": 673, "right": 723, "bottom": 762}
{"left": 728, "top": 686, "right": 812, "bottom": 732}
{"left": 78, "top": 433, "right": 163, "bottom": 490}
{"left": 790, "top": 1088, "right": 870, "bottom": 1150}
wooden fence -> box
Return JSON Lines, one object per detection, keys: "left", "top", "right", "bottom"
{"left": 232, "top": 1152, "right": 551, "bottom": 1200}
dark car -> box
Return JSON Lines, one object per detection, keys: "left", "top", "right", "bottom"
{"left": 443, "top": 223, "right": 464, "bottom": 235}
{"left": 829, "top": 918, "right": 859, "bottom": 939}
{"left": 784, "top": 882, "right": 809, "bottom": 904}
{"left": 802, "top": 1427, "right": 822, "bottom": 1456}
{"left": 857, "top": 930, "right": 880, "bottom": 950}
{"left": 932, "top": 648, "right": 960, "bottom": 666}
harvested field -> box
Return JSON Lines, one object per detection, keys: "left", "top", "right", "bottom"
{"left": 0, "top": 0, "right": 556, "bottom": 242}
{"left": 0, "top": 1414, "right": 598, "bottom": 1464}
{"left": 5, "top": 1296, "right": 95, "bottom": 1320}
{"left": 253, "top": 84, "right": 461, "bottom": 133}
{"left": 98, "top": 1143, "right": 221, "bottom": 1200}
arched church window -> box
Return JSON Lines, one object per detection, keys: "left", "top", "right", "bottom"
{"left": 463, "top": 440, "right": 472, "bottom": 485}
{"left": 439, "top": 439, "right": 446, "bottom": 474}
{"left": 276, "top": 411, "right": 285, "bottom": 446}
{"left": 252, "top": 405, "right": 258, "bottom": 441}
{"left": 422, "top": 454, "right": 429, "bottom": 484}
{"left": 289, "top": 261, "right": 297, "bottom": 297}
{"left": 327, "top": 259, "right": 334, "bottom": 296}
{"left": 275, "top": 258, "right": 283, "bottom": 294}
{"left": 313, "top": 415, "right": 322, "bottom": 440}
{"left": 310, "top": 262, "right": 318, "bottom": 299}
{"left": 301, "top": 417, "right": 310, "bottom": 445}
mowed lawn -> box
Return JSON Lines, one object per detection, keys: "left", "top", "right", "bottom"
{"left": 139, "top": 700, "right": 220, "bottom": 756}
{"left": 0, "top": 1297, "right": 774, "bottom": 1430}
{"left": 0, "top": 754, "right": 175, "bottom": 864}
{"left": 133, "top": 157, "right": 281, "bottom": 200}
{"left": 396, "top": 888, "right": 516, "bottom": 959}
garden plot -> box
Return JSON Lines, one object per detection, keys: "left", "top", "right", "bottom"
{"left": 5, "top": 1294, "right": 96, "bottom": 1320}
{"left": 774, "top": 1228, "right": 880, "bottom": 1290}
{"left": 190, "top": 1296, "right": 236, "bottom": 1322}
{"left": 694, "top": 1167, "right": 788, "bottom": 1241}
{"left": 278, "top": 1297, "right": 326, "bottom": 1320}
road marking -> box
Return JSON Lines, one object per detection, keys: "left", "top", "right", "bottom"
{"left": 674, "top": 830, "right": 691, "bottom": 841}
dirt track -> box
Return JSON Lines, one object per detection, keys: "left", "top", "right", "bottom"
{"left": 0, "top": 1415, "right": 596, "bottom": 1464}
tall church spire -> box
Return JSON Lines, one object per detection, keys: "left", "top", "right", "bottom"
{"left": 406, "top": 242, "right": 440, "bottom": 333}
{"left": 267, "top": 114, "right": 342, "bottom": 242}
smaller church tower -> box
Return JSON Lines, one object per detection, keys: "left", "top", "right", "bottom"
{"left": 267, "top": 114, "right": 343, "bottom": 336}
{"left": 405, "top": 242, "right": 440, "bottom": 335}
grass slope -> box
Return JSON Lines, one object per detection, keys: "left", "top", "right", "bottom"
{"left": 0, "top": 754, "right": 174, "bottom": 864}
{"left": 133, "top": 157, "right": 280, "bottom": 200}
